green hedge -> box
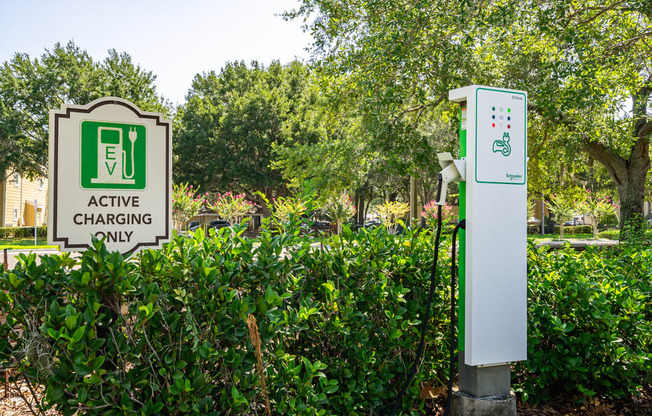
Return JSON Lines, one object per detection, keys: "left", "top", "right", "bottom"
{"left": 0, "top": 226, "right": 47, "bottom": 238}
{"left": 0, "top": 222, "right": 454, "bottom": 416}
{"left": 598, "top": 229, "right": 620, "bottom": 240}
{"left": 1, "top": 222, "right": 650, "bottom": 414}
{"left": 515, "top": 244, "right": 652, "bottom": 402}
{"left": 553, "top": 224, "right": 593, "bottom": 235}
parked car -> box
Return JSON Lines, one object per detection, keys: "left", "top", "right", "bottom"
{"left": 208, "top": 220, "right": 231, "bottom": 230}
{"left": 364, "top": 220, "right": 382, "bottom": 228}
{"left": 187, "top": 221, "right": 201, "bottom": 232}
{"left": 563, "top": 218, "right": 583, "bottom": 226}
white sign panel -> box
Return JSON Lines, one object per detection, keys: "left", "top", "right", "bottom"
{"left": 48, "top": 97, "right": 172, "bottom": 256}
{"left": 475, "top": 88, "right": 526, "bottom": 184}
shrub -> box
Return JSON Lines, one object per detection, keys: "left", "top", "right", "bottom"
{"left": 514, "top": 244, "right": 652, "bottom": 402}
{"left": 324, "top": 193, "right": 356, "bottom": 235}
{"left": 376, "top": 201, "right": 409, "bottom": 234}
{"left": 0, "top": 223, "right": 454, "bottom": 415}
{"left": 552, "top": 225, "right": 592, "bottom": 235}
{"left": 210, "top": 192, "right": 255, "bottom": 225}
{"left": 1, "top": 223, "right": 650, "bottom": 414}
{"left": 527, "top": 225, "right": 542, "bottom": 234}
{"left": 598, "top": 229, "right": 620, "bottom": 240}
{"left": 0, "top": 226, "right": 47, "bottom": 238}
{"left": 422, "top": 201, "right": 454, "bottom": 229}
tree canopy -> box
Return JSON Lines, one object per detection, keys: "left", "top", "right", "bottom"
{"left": 174, "top": 60, "right": 320, "bottom": 205}
{"left": 0, "top": 41, "right": 167, "bottom": 180}
{"left": 286, "top": 0, "right": 652, "bottom": 230}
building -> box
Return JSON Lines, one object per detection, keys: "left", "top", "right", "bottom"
{"left": 0, "top": 171, "right": 48, "bottom": 227}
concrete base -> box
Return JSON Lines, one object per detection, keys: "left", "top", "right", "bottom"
{"left": 458, "top": 351, "right": 511, "bottom": 397}
{"left": 451, "top": 390, "right": 516, "bottom": 416}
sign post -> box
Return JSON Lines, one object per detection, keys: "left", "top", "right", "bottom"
{"left": 48, "top": 97, "right": 172, "bottom": 256}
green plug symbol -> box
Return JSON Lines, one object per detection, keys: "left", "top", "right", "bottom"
{"left": 492, "top": 132, "right": 511, "bottom": 157}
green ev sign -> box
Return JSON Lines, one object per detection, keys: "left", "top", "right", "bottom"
{"left": 80, "top": 121, "right": 147, "bottom": 190}
{"left": 48, "top": 98, "right": 172, "bottom": 256}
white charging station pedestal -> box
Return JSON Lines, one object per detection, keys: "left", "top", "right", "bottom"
{"left": 447, "top": 85, "right": 527, "bottom": 416}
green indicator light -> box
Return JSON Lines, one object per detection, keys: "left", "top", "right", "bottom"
{"left": 492, "top": 106, "right": 495, "bottom": 111}
{"left": 508, "top": 108, "right": 511, "bottom": 113}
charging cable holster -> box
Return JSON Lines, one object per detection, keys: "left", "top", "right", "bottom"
{"left": 435, "top": 152, "right": 466, "bottom": 205}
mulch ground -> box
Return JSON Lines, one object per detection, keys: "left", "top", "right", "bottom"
{"left": 424, "top": 385, "right": 652, "bottom": 416}
{"left": 1, "top": 377, "right": 651, "bottom": 415}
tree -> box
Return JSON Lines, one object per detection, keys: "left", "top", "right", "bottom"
{"left": 480, "top": 1, "right": 652, "bottom": 235}
{"left": 0, "top": 41, "right": 168, "bottom": 180}
{"left": 171, "top": 183, "right": 205, "bottom": 231}
{"left": 174, "top": 61, "right": 320, "bottom": 210}
{"left": 546, "top": 192, "right": 578, "bottom": 238}
{"left": 286, "top": 0, "right": 652, "bottom": 233}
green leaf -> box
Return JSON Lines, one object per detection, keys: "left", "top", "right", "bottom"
{"left": 72, "top": 325, "right": 85, "bottom": 342}
{"left": 65, "top": 315, "right": 77, "bottom": 331}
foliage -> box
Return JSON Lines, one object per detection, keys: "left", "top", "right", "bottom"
{"left": 286, "top": 0, "right": 652, "bottom": 231}
{"left": 376, "top": 201, "right": 409, "bottom": 235}
{"left": 546, "top": 193, "right": 579, "bottom": 238}
{"left": 421, "top": 201, "right": 454, "bottom": 229}
{"left": 174, "top": 61, "right": 319, "bottom": 206}
{"left": 553, "top": 225, "right": 594, "bottom": 236}
{"left": 515, "top": 244, "right": 652, "bottom": 403}
{"left": 209, "top": 192, "right": 255, "bottom": 225}
{"left": 0, "top": 41, "right": 167, "bottom": 180}
{"left": 1, "top": 225, "right": 651, "bottom": 414}
{"left": 171, "top": 183, "right": 205, "bottom": 231}
{"left": 324, "top": 193, "right": 356, "bottom": 234}
{"left": 0, "top": 226, "right": 47, "bottom": 239}
{"left": 271, "top": 195, "right": 308, "bottom": 230}
{"left": 0, "top": 223, "right": 455, "bottom": 416}
{"left": 578, "top": 189, "right": 616, "bottom": 238}
{"left": 598, "top": 229, "right": 621, "bottom": 240}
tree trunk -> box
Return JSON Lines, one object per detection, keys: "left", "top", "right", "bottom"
{"left": 583, "top": 138, "right": 650, "bottom": 237}
{"left": 355, "top": 193, "right": 366, "bottom": 224}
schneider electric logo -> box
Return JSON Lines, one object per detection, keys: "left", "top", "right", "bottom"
{"left": 506, "top": 173, "right": 523, "bottom": 181}
{"left": 80, "top": 121, "right": 146, "bottom": 190}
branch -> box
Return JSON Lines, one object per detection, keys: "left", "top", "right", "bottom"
{"left": 565, "top": 1, "right": 628, "bottom": 26}
{"left": 638, "top": 121, "right": 652, "bottom": 138}
{"left": 608, "top": 29, "right": 652, "bottom": 53}
{"left": 582, "top": 139, "right": 627, "bottom": 185}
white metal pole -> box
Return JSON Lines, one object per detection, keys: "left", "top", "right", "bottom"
{"left": 34, "top": 199, "right": 38, "bottom": 245}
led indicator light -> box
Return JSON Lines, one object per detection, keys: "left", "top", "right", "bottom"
{"left": 508, "top": 116, "right": 511, "bottom": 121}
{"left": 508, "top": 108, "right": 511, "bottom": 113}
{"left": 492, "top": 106, "right": 495, "bottom": 111}
{"left": 492, "top": 115, "right": 495, "bottom": 119}
{"left": 507, "top": 124, "right": 511, "bottom": 129}
{"left": 492, "top": 123, "right": 495, "bottom": 128}
{"left": 500, "top": 108, "right": 504, "bottom": 112}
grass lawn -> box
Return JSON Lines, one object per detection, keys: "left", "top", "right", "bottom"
{"left": 0, "top": 237, "right": 57, "bottom": 250}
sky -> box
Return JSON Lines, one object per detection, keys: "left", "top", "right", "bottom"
{"left": 0, "top": 0, "right": 314, "bottom": 105}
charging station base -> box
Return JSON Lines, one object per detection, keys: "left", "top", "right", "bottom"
{"left": 451, "top": 390, "right": 516, "bottom": 416}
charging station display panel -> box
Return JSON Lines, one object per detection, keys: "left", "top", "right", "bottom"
{"left": 449, "top": 85, "right": 528, "bottom": 367}
{"left": 475, "top": 88, "right": 526, "bottom": 185}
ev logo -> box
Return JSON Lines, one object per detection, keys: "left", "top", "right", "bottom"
{"left": 80, "top": 121, "right": 146, "bottom": 189}
{"left": 492, "top": 132, "right": 512, "bottom": 157}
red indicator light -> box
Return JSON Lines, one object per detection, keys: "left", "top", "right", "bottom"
{"left": 492, "top": 123, "right": 495, "bottom": 127}
{"left": 507, "top": 124, "right": 511, "bottom": 129}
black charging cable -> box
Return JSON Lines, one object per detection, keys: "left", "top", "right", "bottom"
{"left": 444, "top": 219, "right": 465, "bottom": 416}
{"left": 386, "top": 176, "right": 444, "bottom": 416}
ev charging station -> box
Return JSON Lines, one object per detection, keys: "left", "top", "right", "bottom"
{"left": 438, "top": 85, "right": 527, "bottom": 414}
